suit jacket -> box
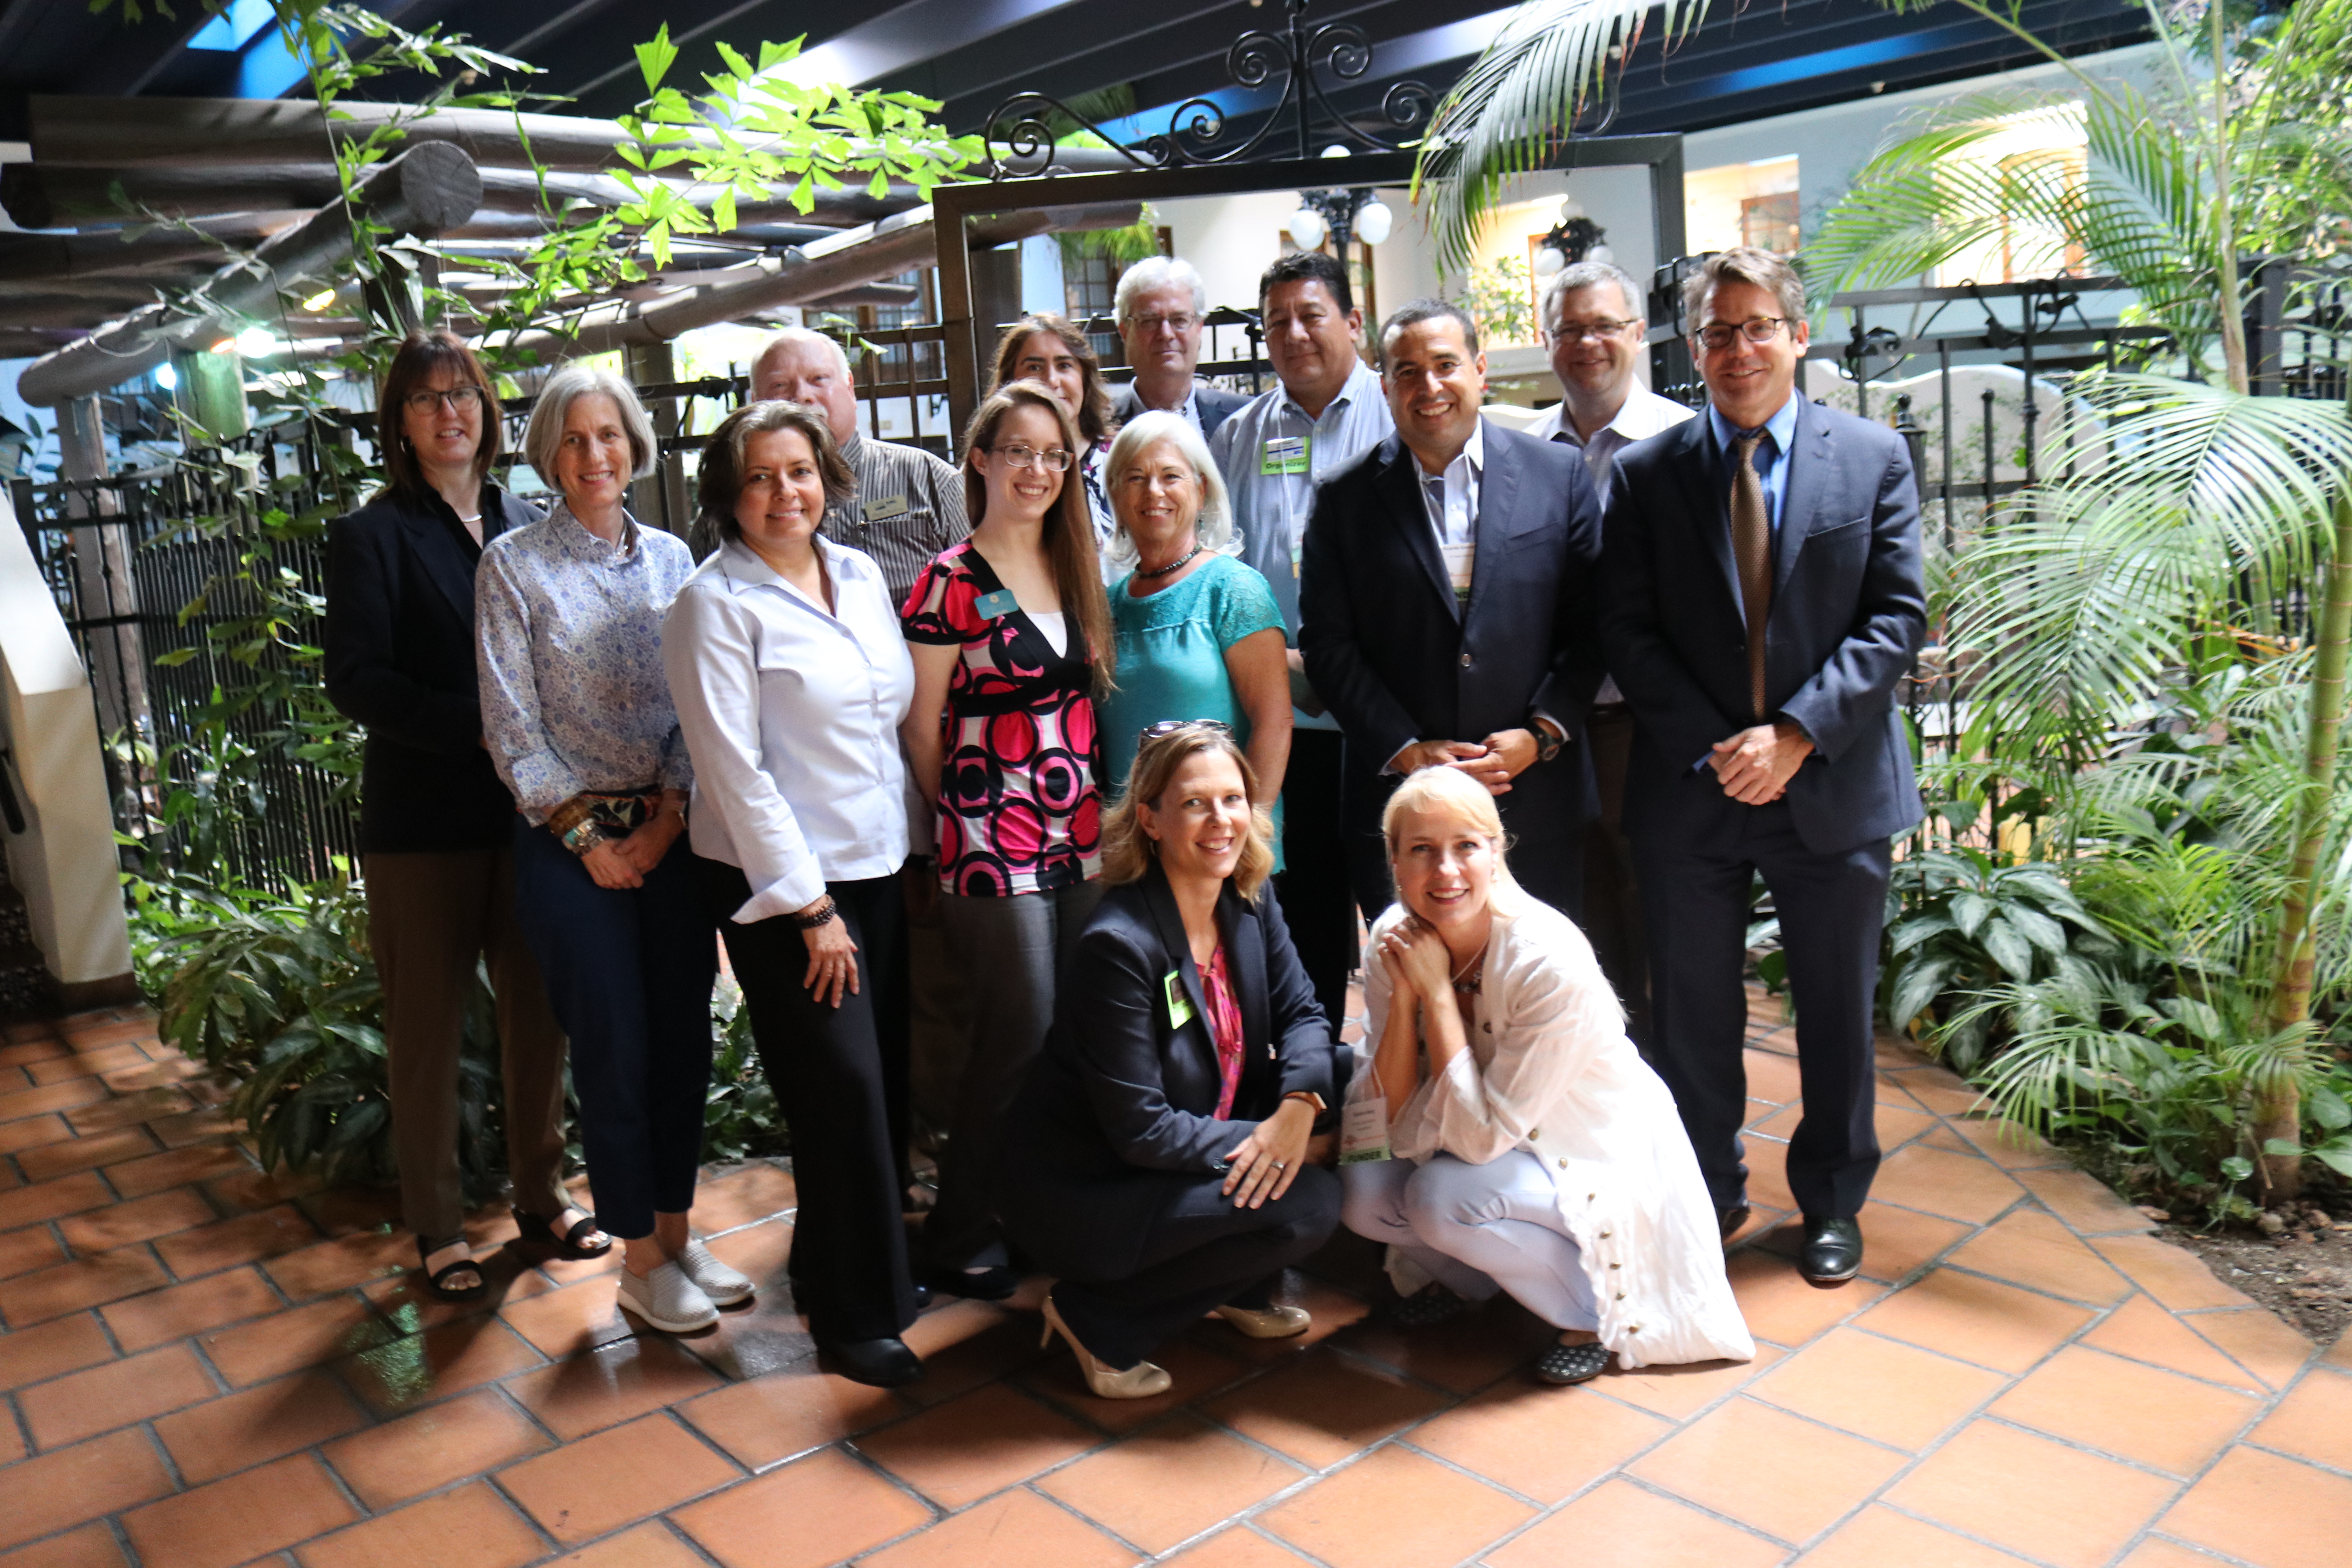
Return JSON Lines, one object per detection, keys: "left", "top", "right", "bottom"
{"left": 1297, "top": 420, "right": 1606, "bottom": 879}
{"left": 1111, "top": 378, "right": 1247, "bottom": 438}
{"left": 1599, "top": 396, "right": 1926, "bottom": 854}
{"left": 325, "top": 485, "right": 542, "bottom": 853}
{"left": 997, "top": 865, "right": 1334, "bottom": 1281}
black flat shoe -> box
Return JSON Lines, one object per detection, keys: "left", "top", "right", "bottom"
{"left": 924, "top": 1264, "right": 1017, "bottom": 1301}
{"left": 1388, "top": 1283, "right": 1475, "bottom": 1329}
{"left": 415, "top": 1236, "right": 488, "bottom": 1303}
{"left": 513, "top": 1208, "right": 613, "bottom": 1260}
{"left": 1798, "top": 1216, "right": 1864, "bottom": 1287}
{"left": 1716, "top": 1204, "right": 1752, "bottom": 1243}
{"left": 1534, "top": 1341, "right": 1611, "bottom": 1385}
{"left": 819, "top": 1335, "right": 924, "bottom": 1388}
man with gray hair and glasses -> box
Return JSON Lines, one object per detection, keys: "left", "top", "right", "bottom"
{"left": 1110, "top": 255, "right": 1247, "bottom": 437}
{"left": 752, "top": 326, "right": 968, "bottom": 609}
{"left": 1530, "top": 259, "right": 1695, "bottom": 1057}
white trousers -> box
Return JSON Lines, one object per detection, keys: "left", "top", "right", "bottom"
{"left": 1340, "top": 1149, "right": 1600, "bottom": 1331}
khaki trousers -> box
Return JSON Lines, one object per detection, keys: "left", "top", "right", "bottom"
{"left": 367, "top": 846, "right": 571, "bottom": 1243}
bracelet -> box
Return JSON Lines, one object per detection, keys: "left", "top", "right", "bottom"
{"left": 544, "top": 796, "right": 595, "bottom": 840}
{"left": 789, "top": 896, "right": 839, "bottom": 931}
{"left": 559, "top": 820, "right": 609, "bottom": 857}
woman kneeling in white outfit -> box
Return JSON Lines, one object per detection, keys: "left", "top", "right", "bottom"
{"left": 1339, "top": 766, "right": 1755, "bottom": 1385}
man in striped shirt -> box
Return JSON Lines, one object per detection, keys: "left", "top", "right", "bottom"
{"left": 753, "top": 328, "right": 969, "bottom": 611}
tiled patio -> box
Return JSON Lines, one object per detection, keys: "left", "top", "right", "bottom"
{"left": 3, "top": 1000, "right": 2349, "bottom": 1568}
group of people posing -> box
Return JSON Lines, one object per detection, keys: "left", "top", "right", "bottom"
{"left": 323, "top": 239, "right": 1924, "bottom": 1395}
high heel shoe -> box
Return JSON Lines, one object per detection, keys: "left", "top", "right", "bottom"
{"left": 1039, "top": 1292, "right": 1171, "bottom": 1399}
{"left": 1214, "top": 1302, "right": 1311, "bottom": 1339}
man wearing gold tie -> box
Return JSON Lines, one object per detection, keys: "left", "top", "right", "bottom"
{"left": 1599, "top": 248, "right": 1926, "bottom": 1289}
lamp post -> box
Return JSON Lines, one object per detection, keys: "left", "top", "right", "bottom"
{"left": 1287, "top": 186, "right": 1392, "bottom": 254}
{"left": 1532, "top": 199, "right": 1615, "bottom": 280}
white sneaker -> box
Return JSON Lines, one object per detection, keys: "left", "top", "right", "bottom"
{"left": 616, "top": 1260, "right": 718, "bottom": 1332}
{"left": 676, "top": 1239, "right": 755, "bottom": 1307}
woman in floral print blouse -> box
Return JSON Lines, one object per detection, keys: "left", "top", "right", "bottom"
{"left": 900, "top": 381, "right": 1116, "bottom": 1300}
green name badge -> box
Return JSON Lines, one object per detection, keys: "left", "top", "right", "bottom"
{"left": 1260, "top": 434, "right": 1309, "bottom": 476}
{"left": 862, "top": 493, "right": 909, "bottom": 523}
{"left": 1164, "top": 969, "right": 1195, "bottom": 1030}
{"left": 973, "top": 588, "right": 1019, "bottom": 619}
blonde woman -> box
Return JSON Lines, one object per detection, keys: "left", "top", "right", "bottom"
{"left": 998, "top": 722, "right": 1338, "bottom": 1397}
{"left": 1339, "top": 766, "right": 1753, "bottom": 1385}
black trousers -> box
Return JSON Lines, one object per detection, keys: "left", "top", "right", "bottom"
{"left": 510, "top": 824, "right": 715, "bottom": 1240}
{"left": 1274, "top": 728, "right": 1357, "bottom": 1033}
{"left": 1052, "top": 1163, "right": 1341, "bottom": 1370}
{"left": 704, "top": 863, "right": 918, "bottom": 1341}
{"left": 1635, "top": 795, "right": 1892, "bottom": 1220}
{"left": 1581, "top": 708, "right": 1653, "bottom": 1053}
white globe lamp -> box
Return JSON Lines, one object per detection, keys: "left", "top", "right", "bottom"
{"left": 1353, "top": 198, "right": 1392, "bottom": 246}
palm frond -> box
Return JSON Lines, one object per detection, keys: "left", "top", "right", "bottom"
{"left": 1414, "top": 0, "right": 1710, "bottom": 272}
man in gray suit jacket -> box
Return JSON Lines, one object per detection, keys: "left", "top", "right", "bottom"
{"left": 1110, "top": 255, "right": 1247, "bottom": 437}
{"left": 1602, "top": 248, "right": 1925, "bottom": 1288}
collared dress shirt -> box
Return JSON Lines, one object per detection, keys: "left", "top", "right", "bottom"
{"left": 1533, "top": 383, "right": 1696, "bottom": 704}
{"left": 476, "top": 501, "right": 695, "bottom": 822}
{"left": 1210, "top": 358, "right": 1395, "bottom": 732}
{"left": 662, "top": 535, "right": 916, "bottom": 924}
{"left": 1528, "top": 381, "right": 1696, "bottom": 512}
{"left": 817, "top": 430, "right": 969, "bottom": 613}
{"left": 1414, "top": 417, "right": 1486, "bottom": 606}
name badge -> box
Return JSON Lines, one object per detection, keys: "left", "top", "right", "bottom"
{"left": 973, "top": 588, "right": 1019, "bottom": 619}
{"left": 862, "top": 493, "right": 909, "bottom": 523}
{"left": 1261, "top": 434, "right": 1309, "bottom": 476}
{"left": 1163, "top": 970, "right": 1195, "bottom": 1030}
{"left": 1340, "top": 1094, "right": 1393, "bottom": 1165}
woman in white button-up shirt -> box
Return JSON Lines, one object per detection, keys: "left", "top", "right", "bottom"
{"left": 1338, "top": 765, "right": 1754, "bottom": 1386}
{"left": 662, "top": 400, "right": 924, "bottom": 1389}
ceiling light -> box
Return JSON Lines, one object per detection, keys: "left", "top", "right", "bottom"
{"left": 235, "top": 327, "right": 275, "bottom": 357}
{"left": 154, "top": 362, "right": 179, "bottom": 391}
{"left": 301, "top": 288, "right": 337, "bottom": 312}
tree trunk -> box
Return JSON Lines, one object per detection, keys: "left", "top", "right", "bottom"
{"left": 2260, "top": 488, "right": 2352, "bottom": 1198}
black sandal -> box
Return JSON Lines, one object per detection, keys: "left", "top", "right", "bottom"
{"left": 415, "top": 1236, "right": 489, "bottom": 1303}
{"left": 513, "top": 1208, "right": 613, "bottom": 1259}
{"left": 1534, "top": 1341, "right": 1611, "bottom": 1386}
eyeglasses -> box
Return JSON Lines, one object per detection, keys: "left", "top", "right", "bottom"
{"left": 1141, "top": 719, "right": 1232, "bottom": 739}
{"left": 992, "top": 443, "right": 1074, "bottom": 472}
{"left": 1550, "top": 318, "right": 1641, "bottom": 341}
{"left": 403, "top": 386, "right": 485, "bottom": 414}
{"left": 1694, "top": 317, "right": 1791, "bottom": 352}
{"left": 1127, "top": 312, "right": 1200, "bottom": 335}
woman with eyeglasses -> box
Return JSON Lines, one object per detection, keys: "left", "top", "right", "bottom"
{"left": 325, "top": 328, "right": 589, "bottom": 1303}
{"left": 900, "top": 381, "right": 1116, "bottom": 1299}
{"left": 1095, "top": 410, "right": 1290, "bottom": 846}
{"left": 989, "top": 315, "right": 1119, "bottom": 566}
{"left": 997, "top": 722, "right": 1338, "bottom": 1397}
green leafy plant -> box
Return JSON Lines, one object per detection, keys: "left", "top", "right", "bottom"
{"left": 702, "top": 976, "right": 789, "bottom": 1163}
{"left": 1457, "top": 253, "right": 1534, "bottom": 348}
{"left": 1881, "top": 847, "right": 2116, "bottom": 1071}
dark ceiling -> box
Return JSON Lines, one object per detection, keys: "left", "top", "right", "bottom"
{"left": 0, "top": 0, "right": 2153, "bottom": 150}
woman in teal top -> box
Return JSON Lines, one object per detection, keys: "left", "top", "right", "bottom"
{"left": 1098, "top": 412, "right": 1293, "bottom": 861}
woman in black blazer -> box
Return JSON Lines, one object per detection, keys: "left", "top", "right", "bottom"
{"left": 998, "top": 722, "right": 1340, "bottom": 1398}
{"left": 324, "top": 329, "right": 603, "bottom": 1302}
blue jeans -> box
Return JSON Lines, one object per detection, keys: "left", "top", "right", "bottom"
{"left": 511, "top": 821, "right": 716, "bottom": 1240}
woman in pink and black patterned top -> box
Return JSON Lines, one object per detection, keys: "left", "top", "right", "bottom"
{"left": 901, "top": 381, "right": 1117, "bottom": 1298}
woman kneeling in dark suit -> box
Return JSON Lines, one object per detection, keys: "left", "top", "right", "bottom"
{"left": 1000, "top": 721, "right": 1340, "bottom": 1398}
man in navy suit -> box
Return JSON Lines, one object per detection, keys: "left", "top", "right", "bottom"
{"left": 1299, "top": 299, "right": 1604, "bottom": 924}
{"left": 1601, "top": 247, "right": 1926, "bottom": 1287}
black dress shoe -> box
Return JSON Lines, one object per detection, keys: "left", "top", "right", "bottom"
{"left": 1715, "top": 1205, "right": 1751, "bottom": 1243}
{"left": 923, "top": 1263, "right": 1018, "bottom": 1301}
{"left": 1798, "top": 1216, "right": 1864, "bottom": 1287}
{"left": 818, "top": 1335, "right": 924, "bottom": 1388}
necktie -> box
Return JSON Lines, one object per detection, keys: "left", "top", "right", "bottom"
{"left": 1731, "top": 433, "right": 1771, "bottom": 722}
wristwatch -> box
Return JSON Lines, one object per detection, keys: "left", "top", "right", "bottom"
{"left": 1532, "top": 718, "right": 1567, "bottom": 764}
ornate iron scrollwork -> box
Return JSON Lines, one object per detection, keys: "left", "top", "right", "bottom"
{"left": 980, "top": 0, "right": 1434, "bottom": 176}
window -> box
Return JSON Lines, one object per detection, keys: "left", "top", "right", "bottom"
{"left": 1686, "top": 156, "right": 1801, "bottom": 256}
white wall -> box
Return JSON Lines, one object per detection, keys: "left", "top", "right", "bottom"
{"left": 1682, "top": 42, "right": 2167, "bottom": 255}
{"left": 0, "top": 487, "right": 134, "bottom": 994}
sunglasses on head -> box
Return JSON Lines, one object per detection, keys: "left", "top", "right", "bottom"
{"left": 1140, "top": 719, "right": 1234, "bottom": 739}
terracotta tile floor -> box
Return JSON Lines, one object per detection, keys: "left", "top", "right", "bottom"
{"left": 5, "top": 999, "right": 2351, "bottom": 1567}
